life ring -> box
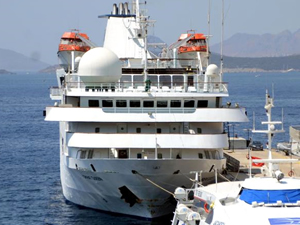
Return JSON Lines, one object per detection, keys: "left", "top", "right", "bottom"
{"left": 288, "top": 170, "right": 294, "bottom": 177}
{"left": 204, "top": 202, "right": 210, "bottom": 213}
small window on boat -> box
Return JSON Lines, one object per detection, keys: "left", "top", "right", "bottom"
{"left": 116, "top": 100, "right": 127, "bottom": 107}
{"left": 137, "top": 153, "right": 142, "bottom": 159}
{"left": 157, "top": 100, "right": 168, "bottom": 107}
{"left": 157, "top": 128, "right": 162, "bottom": 133}
{"left": 89, "top": 100, "right": 99, "bottom": 107}
{"left": 197, "top": 128, "right": 202, "bottom": 134}
{"left": 158, "top": 153, "right": 163, "bottom": 159}
{"left": 130, "top": 100, "right": 141, "bottom": 107}
{"left": 118, "top": 149, "right": 128, "bottom": 159}
{"left": 95, "top": 127, "right": 100, "bottom": 133}
{"left": 211, "top": 151, "right": 216, "bottom": 159}
{"left": 80, "top": 150, "right": 87, "bottom": 159}
{"left": 136, "top": 128, "right": 141, "bottom": 133}
{"left": 184, "top": 100, "right": 195, "bottom": 108}
{"left": 87, "top": 150, "right": 94, "bottom": 159}
{"left": 198, "top": 153, "right": 203, "bottom": 159}
{"left": 143, "top": 101, "right": 154, "bottom": 107}
{"left": 102, "top": 100, "right": 113, "bottom": 107}
{"left": 204, "top": 151, "right": 210, "bottom": 159}
{"left": 197, "top": 100, "right": 208, "bottom": 108}
{"left": 171, "top": 100, "right": 181, "bottom": 107}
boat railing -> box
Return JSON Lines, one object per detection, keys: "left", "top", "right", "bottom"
{"left": 62, "top": 81, "right": 228, "bottom": 94}
{"left": 50, "top": 86, "right": 63, "bottom": 96}
{"left": 120, "top": 57, "right": 206, "bottom": 68}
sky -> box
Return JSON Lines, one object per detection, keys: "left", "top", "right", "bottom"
{"left": 0, "top": 0, "right": 299, "bottom": 65}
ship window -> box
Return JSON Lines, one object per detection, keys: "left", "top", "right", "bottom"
{"left": 157, "top": 101, "right": 168, "bottom": 107}
{"left": 118, "top": 149, "right": 128, "bottom": 159}
{"left": 171, "top": 100, "right": 181, "bottom": 107}
{"left": 184, "top": 100, "right": 195, "bottom": 108}
{"left": 204, "top": 151, "right": 210, "bottom": 159}
{"left": 80, "top": 150, "right": 87, "bottom": 159}
{"left": 136, "top": 128, "right": 141, "bottom": 133}
{"left": 116, "top": 100, "right": 127, "bottom": 107}
{"left": 158, "top": 153, "right": 162, "bottom": 159}
{"left": 102, "top": 100, "right": 113, "bottom": 107}
{"left": 130, "top": 100, "right": 141, "bottom": 107}
{"left": 197, "top": 128, "right": 202, "bottom": 133}
{"left": 137, "top": 153, "right": 142, "bottom": 159}
{"left": 198, "top": 153, "right": 203, "bottom": 159}
{"left": 211, "top": 151, "right": 216, "bottom": 159}
{"left": 95, "top": 127, "right": 100, "bottom": 133}
{"left": 89, "top": 100, "right": 99, "bottom": 107}
{"left": 157, "top": 128, "right": 162, "bottom": 133}
{"left": 143, "top": 101, "right": 154, "bottom": 107}
{"left": 87, "top": 150, "right": 94, "bottom": 159}
{"left": 197, "top": 100, "right": 208, "bottom": 108}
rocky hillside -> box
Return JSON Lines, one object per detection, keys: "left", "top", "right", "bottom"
{"left": 211, "top": 29, "right": 300, "bottom": 57}
{"left": 0, "top": 48, "right": 49, "bottom": 72}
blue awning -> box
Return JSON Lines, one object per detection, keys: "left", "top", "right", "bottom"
{"left": 240, "top": 188, "right": 300, "bottom": 204}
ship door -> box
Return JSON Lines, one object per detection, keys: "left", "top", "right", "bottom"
{"left": 117, "top": 124, "right": 127, "bottom": 133}
{"left": 118, "top": 149, "right": 128, "bottom": 159}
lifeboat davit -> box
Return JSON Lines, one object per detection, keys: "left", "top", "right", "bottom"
{"left": 57, "top": 30, "right": 91, "bottom": 72}
{"left": 177, "top": 32, "right": 209, "bottom": 68}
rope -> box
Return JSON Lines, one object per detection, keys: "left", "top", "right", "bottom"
{"left": 133, "top": 170, "right": 175, "bottom": 197}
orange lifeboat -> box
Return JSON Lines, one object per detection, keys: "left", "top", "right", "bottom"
{"left": 177, "top": 33, "right": 207, "bottom": 54}
{"left": 58, "top": 31, "right": 91, "bottom": 52}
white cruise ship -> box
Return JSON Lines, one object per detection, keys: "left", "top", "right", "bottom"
{"left": 44, "top": 1, "right": 248, "bottom": 218}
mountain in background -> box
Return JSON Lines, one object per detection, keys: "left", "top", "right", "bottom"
{"left": 0, "top": 48, "right": 50, "bottom": 72}
{"left": 211, "top": 29, "right": 300, "bottom": 57}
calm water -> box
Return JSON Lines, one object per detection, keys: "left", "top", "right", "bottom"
{"left": 0, "top": 71, "right": 299, "bottom": 224}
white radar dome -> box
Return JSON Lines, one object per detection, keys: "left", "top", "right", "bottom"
{"left": 206, "top": 64, "right": 219, "bottom": 77}
{"left": 77, "top": 47, "right": 122, "bottom": 83}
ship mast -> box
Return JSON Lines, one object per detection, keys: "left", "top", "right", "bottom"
{"left": 252, "top": 90, "right": 285, "bottom": 176}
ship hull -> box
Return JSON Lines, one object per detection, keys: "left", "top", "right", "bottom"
{"left": 60, "top": 154, "right": 225, "bottom": 218}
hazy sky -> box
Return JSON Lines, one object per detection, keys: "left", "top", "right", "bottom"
{"left": 0, "top": 0, "right": 299, "bottom": 65}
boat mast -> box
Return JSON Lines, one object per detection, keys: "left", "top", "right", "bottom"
{"left": 220, "top": 0, "right": 224, "bottom": 77}
{"left": 207, "top": 0, "right": 211, "bottom": 63}
{"left": 252, "top": 90, "right": 285, "bottom": 176}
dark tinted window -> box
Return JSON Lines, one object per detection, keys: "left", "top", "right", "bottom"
{"left": 130, "top": 100, "right": 141, "bottom": 107}
{"left": 89, "top": 100, "right": 99, "bottom": 107}
{"left": 197, "top": 100, "right": 208, "bottom": 108}
{"left": 184, "top": 100, "right": 195, "bottom": 108}
{"left": 157, "top": 101, "right": 168, "bottom": 107}
{"left": 102, "top": 100, "right": 113, "bottom": 107}
{"left": 116, "top": 100, "right": 127, "bottom": 107}
{"left": 143, "top": 101, "right": 154, "bottom": 107}
{"left": 171, "top": 100, "right": 181, "bottom": 107}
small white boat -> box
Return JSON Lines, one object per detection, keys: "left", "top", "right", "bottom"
{"left": 171, "top": 91, "right": 300, "bottom": 225}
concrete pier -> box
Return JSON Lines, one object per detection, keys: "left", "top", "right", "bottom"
{"left": 224, "top": 148, "right": 300, "bottom": 179}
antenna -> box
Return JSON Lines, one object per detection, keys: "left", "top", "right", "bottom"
{"left": 220, "top": 0, "right": 224, "bottom": 76}
{"left": 207, "top": 0, "right": 211, "bottom": 62}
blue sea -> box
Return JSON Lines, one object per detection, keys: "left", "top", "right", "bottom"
{"left": 0, "top": 71, "right": 299, "bottom": 224}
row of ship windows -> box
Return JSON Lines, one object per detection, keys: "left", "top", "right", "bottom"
{"left": 88, "top": 99, "right": 208, "bottom": 108}
{"left": 78, "top": 149, "right": 217, "bottom": 159}
{"left": 94, "top": 127, "right": 202, "bottom": 133}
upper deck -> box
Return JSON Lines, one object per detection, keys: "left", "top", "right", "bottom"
{"left": 50, "top": 71, "right": 228, "bottom": 99}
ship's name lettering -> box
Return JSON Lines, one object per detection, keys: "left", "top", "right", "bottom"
{"left": 82, "top": 175, "right": 103, "bottom": 181}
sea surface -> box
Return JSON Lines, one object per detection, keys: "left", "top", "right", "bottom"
{"left": 0, "top": 71, "right": 299, "bottom": 224}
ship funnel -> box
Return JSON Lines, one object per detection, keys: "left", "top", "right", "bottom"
{"left": 124, "top": 2, "right": 129, "bottom": 15}
{"left": 119, "top": 3, "right": 124, "bottom": 14}
{"left": 112, "top": 3, "right": 118, "bottom": 15}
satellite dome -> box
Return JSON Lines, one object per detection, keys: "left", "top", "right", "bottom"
{"left": 206, "top": 64, "right": 219, "bottom": 77}
{"left": 77, "top": 47, "right": 122, "bottom": 83}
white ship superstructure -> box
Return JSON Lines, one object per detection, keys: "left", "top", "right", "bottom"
{"left": 45, "top": 1, "right": 248, "bottom": 218}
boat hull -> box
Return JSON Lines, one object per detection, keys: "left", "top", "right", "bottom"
{"left": 60, "top": 154, "right": 225, "bottom": 218}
